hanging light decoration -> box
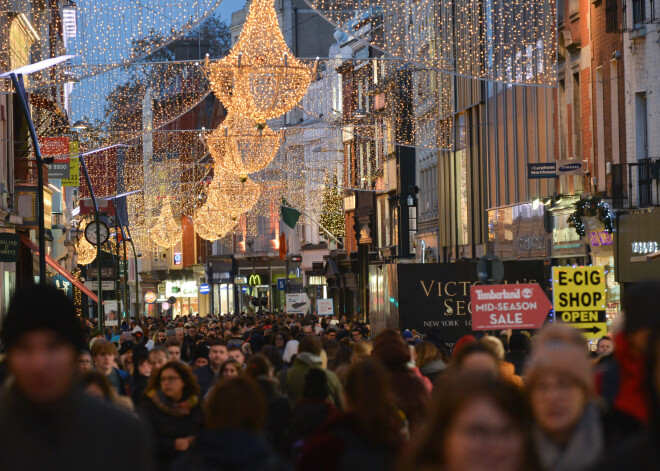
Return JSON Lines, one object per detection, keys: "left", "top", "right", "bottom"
{"left": 75, "top": 220, "right": 97, "bottom": 265}
{"left": 206, "top": 113, "right": 282, "bottom": 177}
{"left": 149, "top": 196, "right": 181, "bottom": 248}
{"left": 194, "top": 205, "right": 238, "bottom": 241}
{"left": 206, "top": 172, "right": 261, "bottom": 218}
{"left": 207, "top": 0, "right": 315, "bottom": 123}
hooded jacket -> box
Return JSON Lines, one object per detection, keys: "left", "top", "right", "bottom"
{"left": 285, "top": 352, "right": 342, "bottom": 407}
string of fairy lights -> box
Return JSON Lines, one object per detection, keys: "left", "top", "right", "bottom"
{"left": 3, "top": 0, "right": 225, "bottom": 89}
{"left": 302, "top": 0, "right": 557, "bottom": 86}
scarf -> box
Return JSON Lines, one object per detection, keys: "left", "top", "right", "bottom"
{"left": 533, "top": 402, "right": 604, "bottom": 471}
{"left": 146, "top": 389, "right": 198, "bottom": 417}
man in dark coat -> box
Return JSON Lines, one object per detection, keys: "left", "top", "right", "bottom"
{"left": 194, "top": 339, "right": 228, "bottom": 396}
{"left": 0, "top": 284, "right": 153, "bottom": 471}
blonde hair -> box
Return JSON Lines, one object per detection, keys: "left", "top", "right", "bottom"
{"left": 481, "top": 336, "right": 506, "bottom": 360}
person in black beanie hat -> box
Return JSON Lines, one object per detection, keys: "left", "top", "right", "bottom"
{"left": 0, "top": 283, "right": 153, "bottom": 471}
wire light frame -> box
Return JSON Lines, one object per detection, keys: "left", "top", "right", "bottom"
{"left": 149, "top": 196, "right": 181, "bottom": 248}
{"left": 207, "top": 0, "right": 315, "bottom": 122}
{"left": 206, "top": 172, "right": 262, "bottom": 218}
{"left": 206, "top": 113, "right": 282, "bottom": 177}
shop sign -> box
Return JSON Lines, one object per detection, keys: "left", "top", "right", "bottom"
{"left": 162, "top": 301, "right": 171, "bottom": 310}
{"left": 173, "top": 252, "right": 182, "bottom": 265}
{"left": 470, "top": 283, "right": 551, "bottom": 330}
{"left": 157, "top": 283, "right": 166, "bottom": 294}
{"left": 317, "top": 298, "right": 334, "bottom": 315}
{"left": 234, "top": 276, "right": 248, "bottom": 284}
{"left": 49, "top": 159, "right": 70, "bottom": 179}
{"left": 552, "top": 266, "right": 607, "bottom": 339}
{"left": 556, "top": 160, "right": 586, "bottom": 175}
{"left": 528, "top": 163, "right": 557, "bottom": 179}
{"left": 52, "top": 274, "right": 73, "bottom": 299}
{"left": 84, "top": 280, "right": 115, "bottom": 291}
{"left": 144, "top": 292, "right": 157, "bottom": 304}
{"left": 286, "top": 293, "right": 310, "bottom": 314}
{"left": 248, "top": 273, "right": 269, "bottom": 285}
{"left": 277, "top": 279, "right": 286, "bottom": 291}
{"left": 61, "top": 157, "right": 80, "bottom": 187}
{"left": 589, "top": 231, "right": 613, "bottom": 247}
{"left": 0, "top": 233, "right": 20, "bottom": 262}
{"left": 396, "top": 261, "right": 545, "bottom": 347}
{"left": 40, "top": 136, "right": 70, "bottom": 158}
{"left": 199, "top": 283, "right": 211, "bottom": 295}
{"left": 181, "top": 281, "right": 197, "bottom": 296}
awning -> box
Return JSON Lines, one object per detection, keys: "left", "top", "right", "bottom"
{"left": 19, "top": 234, "right": 99, "bottom": 303}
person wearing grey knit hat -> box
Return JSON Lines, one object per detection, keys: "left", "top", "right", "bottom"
{"left": 525, "top": 324, "right": 604, "bottom": 471}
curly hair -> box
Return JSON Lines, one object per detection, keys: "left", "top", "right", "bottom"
{"left": 146, "top": 361, "right": 200, "bottom": 399}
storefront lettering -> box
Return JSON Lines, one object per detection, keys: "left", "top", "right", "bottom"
{"left": 632, "top": 241, "right": 659, "bottom": 254}
{"left": 517, "top": 235, "right": 545, "bottom": 251}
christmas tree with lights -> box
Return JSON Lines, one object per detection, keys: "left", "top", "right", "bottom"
{"left": 318, "top": 174, "right": 345, "bottom": 240}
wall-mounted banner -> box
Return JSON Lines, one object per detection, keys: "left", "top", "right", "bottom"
{"left": 317, "top": 298, "right": 334, "bottom": 316}
{"left": 0, "top": 233, "right": 20, "bottom": 262}
{"left": 286, "top": 293, "right": 310, "bottom": 314}
{"left": 397, "top": 261, "right": 546, "bottom": 347}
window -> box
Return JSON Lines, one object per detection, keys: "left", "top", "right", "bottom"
{"left": 632, "top": 0, "right": 645, "bottom": 26}
{"left": 635, "top": 92, "right": 648, "bottom": 161}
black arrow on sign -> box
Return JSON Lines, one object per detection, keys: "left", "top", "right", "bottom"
{"left": 577, "top": 326, "right": 602, "bottom": 335}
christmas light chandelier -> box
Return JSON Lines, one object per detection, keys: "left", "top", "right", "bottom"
{"left": 194, "top": 205, "right": 238, "bottom": 241}
{"left": 206, "top": 113, "right": 282, "bottom": 177}
{"left": 149, "top": 196, "right": 181, "bottom": 248}
{"left": 207, "top": 0, "right": 315, "bottom": 122}
{"left": 206, "top": 172, "right": 262, "bottom": 218}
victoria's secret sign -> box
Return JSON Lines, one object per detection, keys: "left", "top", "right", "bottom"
{"left": 397, "top": 261, "right": 546, "bottom": 346}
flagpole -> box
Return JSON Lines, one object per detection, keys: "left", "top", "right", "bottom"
{"left": 282, "top": 204, "right": 343, "bottom": 248}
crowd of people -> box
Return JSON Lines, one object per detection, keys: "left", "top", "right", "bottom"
{"left": 1, "top": 280, "right": 660, "bottom": 471}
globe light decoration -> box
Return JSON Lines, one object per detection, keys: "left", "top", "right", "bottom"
{"left": 149, "top": 196, "right": 181, "bottom": 248}
{"left": 206, "top": 113, "right": 282, "bottom": 177}
{"left": 194, "top": 205, "right": 238, "bottom": 241}
{"left": 75, "top": 219, "right": 97, "bottom": 265}
{"left": 206, "top": 172, "right": 261, "bottom": 218}
{"left": 207, "top": 0, "right": 315, "bottom": 123}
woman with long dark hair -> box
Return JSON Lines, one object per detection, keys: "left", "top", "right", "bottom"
{"left": 298, "top": 359, "right": 407, "bottom": 471}
{"left": 139, "top": 361, "right": 203, "bottom": 471}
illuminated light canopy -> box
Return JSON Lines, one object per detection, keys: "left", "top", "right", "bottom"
{"left": 149, "top": 196, "right": 181, "bottom": 248}
{"left": 208, "top": 0, "right": 314, "bottom": 122}
{"left": 206, "top": 173, "right": 262, "bottom": 218}
{"left": 206, "top": 113, "right": 282, "bottom": 177}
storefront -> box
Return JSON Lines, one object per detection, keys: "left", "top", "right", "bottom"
{"left": 166, "top": 280, "right": 199, "bottom": 317}
{"left": 548, "top": 198, "right": 587, "bottom": 265}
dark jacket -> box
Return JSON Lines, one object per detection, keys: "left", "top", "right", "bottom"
{"left": 194, "top": 364, "right": 219, "bottom": 397}
{"left": 284, "top": 353, "right": 342, "bottom": 406}
{"left": 297, "top": 413, "right": 400, "bottom": 471}
{"left": 283, "top": 399, "right": 339, "bottom": 459}
{"left": 0, "top": 384, "right": 153, "bottom": 471}
{"left": 257, "top": 377, "right": 291, "bottom": 453}
{"left": 589, "top": 431, "right": 658, "bottom": 471}
{"left": 172, "top": 429, "right": 291, "bottom": 471}
{"left": 132, "top": 373, "right": 150, "bottom": 406}
{"left": 139, "top": 390, "right": 204, "bottom": 471}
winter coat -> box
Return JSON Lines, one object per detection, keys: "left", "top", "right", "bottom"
{"left": 0, "top": 384, "right": 153, "bottom": 471}
{"left": 132, "top": 373, "right": 150, "bottom": 407}
{"left": 256, "top": 376, "right": 291, "bottom": 453}
{"left": 283, "top": 399, "right": 339, "bottom": 459}
{"left": 284, "top": 352, "right": 343, "bottom": 407}
{"left": 139, "top": 390, "right": 204, "bottom": 471}
{"left": 419, "top": 358, "right": 447, "bottom": 383}
{"left": 595, "top": 333, "right": 648, "bottom": 445}
{"left": 172, "top": 429, "right": 291, "bottom": 471}
{"left": 297, "top": 413, "right": 401, "bottom": 471}
{"left": 533, "top": 402, "right": 604, "bottom": 471}
{"left": 194, "top": 364, "right": 219, "bottom": 397}
{"left": 587, "top": 431, "right": 658, "bottom": 471}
